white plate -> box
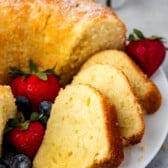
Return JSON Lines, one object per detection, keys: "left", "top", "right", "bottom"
{"left": 120, "top": 68, "right": 168, "bottom": 168}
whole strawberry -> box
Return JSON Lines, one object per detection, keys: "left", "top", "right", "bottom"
{"left": 9, "top": 60, "right": 60, "bottom": 111}
{"left": 5, "top": 120, "right": 45, "bottom": 160}
{"left": 126, "top": 29, "right": 166, "bottom": 77}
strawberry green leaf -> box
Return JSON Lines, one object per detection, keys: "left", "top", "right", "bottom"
{"left": 133, "top": 29, "right": 145, "bottom": 39}
{"left": 149, "top": 35, "right": 163, "bottom": 40}
{"left": 29, "top": 60, "right": 38, "bottom": 73}
{"left": 6, "top": 118, "right": 20, "bottom": 127}
{"left": 4, "top": 118, "right": 20, "bottom": 134}
{"left": 20, "top": 121, "right": 30, "bottom": 130}
{"left": 43, "top": 65, "right": 60, "bottom": 79}
{"left": 30, "top": 112, "right": 41, "bottom": 121}
{"left": 36, "top": 72, "right": 47, "bottom": 80}
{"left": 128, "top": 34, "right": 136, "bottom": 41}
{"left": 9, "top": 60, "right": 60, "bottom": 81}
{"left": 9, "top": 67, "right": 27, "bottom": 78}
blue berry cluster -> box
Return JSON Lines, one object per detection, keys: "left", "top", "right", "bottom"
{"left": 15, "top": 96, "right": 52, "bottom": 126}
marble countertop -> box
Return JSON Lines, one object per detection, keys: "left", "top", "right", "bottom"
{"left": 96, "top": 0, "right": 168, "bottom": 167}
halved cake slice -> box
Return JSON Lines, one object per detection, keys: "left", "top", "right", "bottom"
{"left": 72, "top": 64, "right": 145, "bottom": 145}
{"left": 80, "top": 50, "right": 161, "bottom": 114}
{"left": 0, "top": 85, "right": 17, "bottom": 156}
{"left": 33, "top": 84, "right": 123, "bottom": 168}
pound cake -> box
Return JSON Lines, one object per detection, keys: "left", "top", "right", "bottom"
{"left": 72, "top": 64, "right": 145, "bottom": 145}
{"left": 0, "top": 85, "right": 17, "bottom": 156}
{"left": 0, "top": 0, "right": 126, "bottom": 86}
{"left": 80, "top": 50, "right": 161, "bottom": 114}
{"left": 33, "top": 84, "right": 124, "bottom": 168}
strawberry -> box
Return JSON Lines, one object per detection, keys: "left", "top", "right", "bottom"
{"left": 9, "top": 60, "right": 60, "bottom": 111}
{"left": 126, "top": 29, "right": 166, "bottom": 77}
{"left": 5, "top": 118, "right": 45, "bottom": 160}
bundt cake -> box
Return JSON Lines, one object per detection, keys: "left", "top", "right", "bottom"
{"left": 0, "top": 0, "right": 126, "bottom": 86}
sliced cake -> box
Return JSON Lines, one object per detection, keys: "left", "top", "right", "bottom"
{"left": 33, "top": 84, "right": 124, "bottom": 168}
{"left": 0, "top": 85, "right": 17, "bottom": 156}
{"left": 72, "top": 64, "right": 145, "bottom": 145}
{"left": 80, "top": 50, "right": 161, "bottom": 114}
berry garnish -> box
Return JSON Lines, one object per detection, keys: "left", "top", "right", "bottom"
{"left": 39, "top": 101, "right": 52, "bottom": 126}
{"left": 5, "top": 119, "right": 45, "bottom": 160}
{"left": 126, "top": 29, "right": 166, "bottom": 77}
{"left": 9, "top": 154, "right": 32, "bottom": 168}
{"left": 39, "top": 101, "right": 52, "bottom": 116}
{"left": 0, "top": 163, "right": 9, "bottom": 168}
{"left": 39, "top": 115, "right": 49, "bottom": 127}
{"left": 9, "top": 60, "right": 60, "bottom": 111}
{"left": 15, "top": 96, "right": 32, "bottom": 120}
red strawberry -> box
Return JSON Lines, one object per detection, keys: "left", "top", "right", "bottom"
{"left": 6, "top": 120, "right": 45, "bottom": 160}
{"left": 9, "top": 60, "right": 60, "bottom": 111}
{"left": 126, "top": 29, "right": 166, "bottom": 77}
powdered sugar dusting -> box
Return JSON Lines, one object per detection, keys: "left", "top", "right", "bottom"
{"left": 58, "top": 0, "right": 113, "bottom": 22}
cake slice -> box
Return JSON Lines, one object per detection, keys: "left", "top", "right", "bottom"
{"left": 33, "top": 84, "right": 124, "bottom": 168}
{"left": 72, "top": 64, "right": 145, "bottom": 145}
{"left": 0, "top": 85, "right": 17, "bottom": 156}
{"left": 80, "top": 50, "right": 161, "bottom": 114}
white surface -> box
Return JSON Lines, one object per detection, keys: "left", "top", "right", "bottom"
{"left": 97, "top": 1, "right": 168, "bottom": 167}
{"left": 119, "top": 69, "right": 168, "bottom": 168}
{"left": 115, "top": 1, "right": 168, "bottom": 167}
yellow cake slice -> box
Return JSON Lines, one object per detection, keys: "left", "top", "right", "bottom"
{"left": 80, "top": 50, "right": 161, "bottom": 114}
{"left": 33, "top": 84, "right": 124, "bottom": 168}
{"left": 72, "top": 64, "right": 145, "bottom": 145}
{"left": 0, "top": 85, "right": 17, "bottom": 156}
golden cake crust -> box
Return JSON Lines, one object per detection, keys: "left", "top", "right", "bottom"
{"left": 80, "top": 50, "right": 161, "bottom": 114}
{"left": 0, "top": 0, "right": 126, "bottom": 86}
{"left": 72, "top": 64, "right": 145, "bottom": 145}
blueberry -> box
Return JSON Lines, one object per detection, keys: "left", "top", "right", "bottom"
{"left": 0, "top": 153, "right": 15, "bottom": 167}
{"left": 10, "top": 154, "right": 31, "bottom": 168}
{"left": 39, "top": 115, "right": 49, "bottom": 126}
{"left": 39, "top": 101, "right": 52, "bottom": 116}
{"left": 15, "top": 96, "right": 32, "bottom": 120}
{"left": 39, "top": 101, "right": 52, "bottom": 126}
{"left": 0, "top": 163, "right": 9, "bottom": 168}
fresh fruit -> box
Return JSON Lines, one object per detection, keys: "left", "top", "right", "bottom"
{"left": 5, "top": 121, "right": 45, "bottom": 159}
{"left": 0, "top": 163, "right": 9, "bottom": 168}
{"left": 9, "top": 60, "right": 60, "bottom": 111}
{"left": 126, "top": 29, "right": 166, "bottom": 76}
{"left": 9, "top": 154, "right": 31, "bottom": 168}
{"left": 0, "top": 153, "right": 31, "bottom": 168}
{"left": 39, "top": 101, "right": 52, "bottom": 116}
{"left": 0, "top": 153, "right": 15, "bottom": 167}
{"left": 15, "top": 96, "right": 32, "bottom": 120}
{"left": 39, "top": 101, "right": 52, "bottom": 126}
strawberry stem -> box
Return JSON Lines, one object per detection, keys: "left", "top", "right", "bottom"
{"left": 128, "top": 28, "right": 164, "bottom": 41}
{"left": 9, "top": 60, "right": 60, "bottom": 80}
{"left": 128, "top": 29, "right": 145, "bottom": 41}
{"left": 30, "top": 112, "right": 41, "bottom": 122}
{"left": 9, "top": 67, "right": 28, "bottom": 78}
{"left": 4, "top": 118, "right": 20, "bottom": 133}
{"left": 20, "top": 121, "right": 30, "bottom": 130}
{"left": 29, "top": 60, "right": 39, "bottom": 73}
